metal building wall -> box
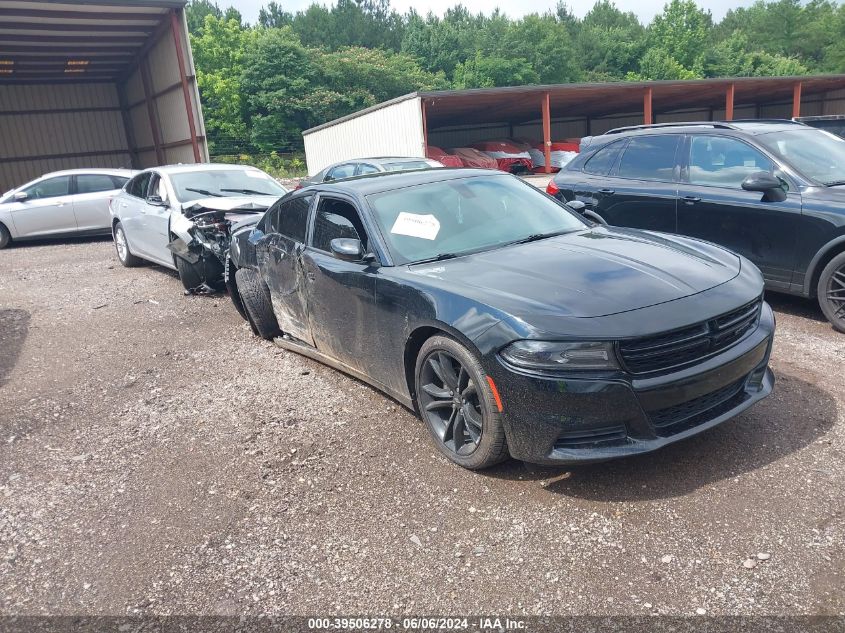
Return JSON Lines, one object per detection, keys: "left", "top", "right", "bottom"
{"left": 122, "top": 10, "right": 207, "bottom": 168}
{"left": 0, "top": 83, "right": 131, "bottom": 191}
{"left": 303, "top": 96, "right": 425, "bottom": 174}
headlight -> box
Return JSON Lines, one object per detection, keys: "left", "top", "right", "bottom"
{"left": 500, "top": 340, "right": 620, "bottom": 371}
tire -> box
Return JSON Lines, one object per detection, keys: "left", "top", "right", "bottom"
{"left": 235, "top": 267, "right": 280, "bottom": 340}
{"left": 0, "top": 223, "right": 11, "bottom": 249}
{"left": 176, "top": 254, "right": 224, "bottom": 293}
{"left": 414, "top": 335, "right": 509, "bottom": 470}
{"left": 113, "top": 221, "right": 143, "bottom": 267}
{"left": 817, "top": 251, "right": 845, "bottom": 333}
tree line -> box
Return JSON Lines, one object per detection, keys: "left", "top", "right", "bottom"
{"left": 187, "top": 0, "right": 845, "bottom": 155}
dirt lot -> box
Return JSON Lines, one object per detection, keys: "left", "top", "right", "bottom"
{"left": 0, "top": 236, "right": 843, "bottom": 618}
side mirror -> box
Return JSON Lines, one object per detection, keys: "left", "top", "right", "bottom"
{"left": 146, "top": 195, "right": 167, "bottom": 207}
{"left": 741, "top": 172, "right": 787, "bottom": 202}
{"left": 565, "top": 200, "right": 586, "bottom": 213}
{"left": 13, "top": 191, "right": 28, "bottom": 202}
{"left": 330, "top": 238, "right": 363, "bottom": 262}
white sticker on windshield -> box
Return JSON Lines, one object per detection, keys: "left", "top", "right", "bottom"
{"left": 390, "top": 212, "right": 440, "bottom": 240}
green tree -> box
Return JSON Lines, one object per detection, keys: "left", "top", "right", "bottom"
{"left": 577, "top": 1, "right": 646, "bottom": 80}
{"left": 453, "top": 52, "right": 540, "bottom": 89}
{"left": 648, "top": 0, "right": 712, "bottom": 71}
{"left": 628, "top": 47, "right": 700, "bottom": 80}
{"left": 191, "top": 15, "right": 252, "bottom": 153}
{"left": 240, "top": 27, "right": 315, "bottom": 151}
{"left": 185, "top": 0, "right": 222, "bottom": 34}
{"left": 258, "top": 2, "right": 292, "bottom": 28}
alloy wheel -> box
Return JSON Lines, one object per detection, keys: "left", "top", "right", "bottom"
{"left": 826, "top": 264, "right": 845, "bottom": 323}
{"left": 418, "top": 350, "right": 484, "bottom": 456}
{"left": 114, "top": 226, "right": 127, "bottom": 262}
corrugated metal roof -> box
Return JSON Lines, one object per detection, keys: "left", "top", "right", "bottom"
{"left": 0, "top": 0, "right": 187, "bottom": 83}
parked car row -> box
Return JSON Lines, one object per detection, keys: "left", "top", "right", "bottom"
{"left": 426, "top": 139, "right": 580, "bottom": 174}
{"left": 22, "top": 119, "right": 845, "bottom": 470}
{"left": 547, "top": 119, "right": 845, "bottom": 333}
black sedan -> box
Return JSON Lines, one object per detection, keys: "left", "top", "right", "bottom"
{"left": 226, "top": 169, "right": 775, "bottom": 470}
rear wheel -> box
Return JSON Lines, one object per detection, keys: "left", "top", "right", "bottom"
{"left": 176, "top": 254, "right": 224, "bottom": 293}
{"left": 817, "top": 251, "right": 845, "bottom": 333}
{"left": 113, "top": 222, "right": 142, "bottom": 267}
{"left": 0, "top": 223, "right": 11, "bottom": 249}
{"left": 235, "top": 267, "right": 280, "bottom": 340}
{"left": 414, "top": 335, "right": 509, "bottom": 470}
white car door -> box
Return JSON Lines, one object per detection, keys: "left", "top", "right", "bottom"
{"left": 10, "top": 175, "right": 76, "bottom": 238}
{"left": 72, "top": 173, "right": 126, "bottom": 232}
{"left": 115, "top": 172, "right": 152, "bottom": 258}
{"left": 142, "top": 172, "right": 176, "bottom": 266}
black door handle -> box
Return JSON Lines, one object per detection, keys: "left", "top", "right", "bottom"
{"left": 682, "top": 196, "right": 701, "bottom": 204}
{"left": 598, "top": 188, "right": 615, "bottom": 195}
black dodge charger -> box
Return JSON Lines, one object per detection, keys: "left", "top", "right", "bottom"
{"left": 226, "top": 168, "right": 775, "bottom": 470}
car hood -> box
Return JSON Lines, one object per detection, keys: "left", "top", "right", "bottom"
{"left": 181, "top": 195, "right": 279, "bottom": 214}
{"left": 407, "top": 227, "right": 741, "bottom": 319}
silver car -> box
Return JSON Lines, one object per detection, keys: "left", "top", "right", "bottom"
{"left": 110, "top": 163, "right": 288, "bottom": 293}
{"left": 298, "top": 157, "right": 444, "bottom": 188}
{"left": 0, "top": 169, "right": 135, "bottom": 249}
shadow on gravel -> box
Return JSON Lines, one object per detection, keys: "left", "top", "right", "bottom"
{"left": 5, "top": 234, "right": 112, "bottom": 249}
{"left": 488, "top": 371, "right": 837, "bottom": 501}
{"left": 767, "top": 292, "right": 828, "bottom": 323}
{"left": 0, "top": 308, "right": 30, "bottom": 388}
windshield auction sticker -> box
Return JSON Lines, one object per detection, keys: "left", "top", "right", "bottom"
{"left": 390, "top": 212, "right": 440, "bottom": 240}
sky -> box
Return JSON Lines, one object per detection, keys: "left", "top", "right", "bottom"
{"left": 230, "top": 0, "right": 758, "bottom": 25}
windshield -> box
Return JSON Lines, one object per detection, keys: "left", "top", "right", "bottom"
{"left": 169, "top": 168, "right": 287, "bottom": 202}
{"left": 366, "top": 174, "right": 587, "bottom": 265}
{"left": 757, "top": 129, "right": 845, "bottom": 186}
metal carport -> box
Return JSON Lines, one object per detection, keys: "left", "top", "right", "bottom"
{"left": 0, "top": 0, "right": 208, "bottom": 191}
{"left": 303, "top": 75, "right": 845, "bottom": 175}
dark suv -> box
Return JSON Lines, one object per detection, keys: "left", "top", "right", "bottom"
{"left": 547, "top": 120, "right": 845, "bottom": 332}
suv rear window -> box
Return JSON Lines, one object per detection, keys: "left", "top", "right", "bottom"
{"left": 617, "top": 135, "right": 679, "bottom": 181}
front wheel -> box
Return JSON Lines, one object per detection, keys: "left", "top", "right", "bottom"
{"left": 817, "top": 251, "right": 845, "bottom": 333}
{"left": 235, "top": 267, "right": 280, "bottom": 340}
{"left": 414, "top": 335, "right": 509, "bottom": 470}
{"left": 0, "top": 223, "right": 11, "bottom": 249}
{"left": 113, "top": 222, "right": 142, "bottom": 267}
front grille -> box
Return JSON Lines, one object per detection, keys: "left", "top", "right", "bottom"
{"left": 554, "top": 424, "right": 628, "bottom": 449}
{"left": 648, "top": 377, "right": 748, "bottom": 436}
{"left": 619, "top": 298, "right": 762, "bottom": 374}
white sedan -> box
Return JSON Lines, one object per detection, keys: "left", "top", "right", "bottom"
{"left": 0, "top": 168, "right": 135, "bottom": 249}
{"left": 110, "top": 164, "right": 287, "bottom": 293}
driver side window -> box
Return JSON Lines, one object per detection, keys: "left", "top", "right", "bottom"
{"left": 21, "top": 176, "right": 70, "bottom": 200}
{"left": 310, "top": 197, "right": 368, "bottom": 253}
{"left": 688, "top": 136, "right": 774, "bottom": 188}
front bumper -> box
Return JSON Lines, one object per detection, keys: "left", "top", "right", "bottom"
{"left": 490, "top": 302, "right": 776, "bottom": 465}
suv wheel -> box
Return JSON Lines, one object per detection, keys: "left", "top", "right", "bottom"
{"left": 818, "top": 251, "right": 845, "bottom": 333}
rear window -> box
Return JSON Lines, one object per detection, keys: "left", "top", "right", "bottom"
{"left": 616, "top": 135, "right": 679, "bottom": 181}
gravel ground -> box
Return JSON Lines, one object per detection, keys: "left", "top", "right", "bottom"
{"left": 0, "top": 236, "right": 843, "bottom": 618}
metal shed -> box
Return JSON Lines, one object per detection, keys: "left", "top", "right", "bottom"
{"left": 303, "top": 75, "right": 845, "bottom": 175}
{"left": 0, "top": 0, "right": 208, "bottom": 191}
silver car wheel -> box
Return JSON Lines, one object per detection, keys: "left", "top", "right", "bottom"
{"left": 114, "top": 226, "right": 127, "bottom": 261}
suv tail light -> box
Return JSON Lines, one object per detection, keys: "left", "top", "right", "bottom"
{"left": 546, "top": 180, "right": 560, "bottom": 197}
